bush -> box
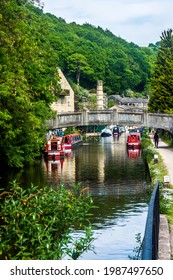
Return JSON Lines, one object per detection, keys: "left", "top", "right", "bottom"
{"left": 0, "top": 181, "right": 94, "bottom": 260}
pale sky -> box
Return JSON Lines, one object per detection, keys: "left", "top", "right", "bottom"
{"left": 42, "top": 0, "right": 173, "bottom": 46}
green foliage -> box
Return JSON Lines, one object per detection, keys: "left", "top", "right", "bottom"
{"left": 141, "top": 131, "right": 155, "bottom": 162}
{"left": 65, "top": 226, "right": 94, "bottom": 260}
{"left": 141, "top": 131, "right": 167, "bottom": 186}
{"left": 0, "top": 0, "right": 156, "bottom": 168}
{"left": 0, "top": 0, "right": 59, "bottom": 167}
{"left": 108, "top": 99, "right": 116, "bottom": 108}
{"left": 159, "top": 189, "right": 173, "bottom": 215}
{"left": 0, "top": 181, "right": 94, "bottom": 260}
{"left": 148, "top": 29, "right": 173, "bottom": 113}
{"left": 128, "top": 233, "right": 143, "bottom": 260}
{"left": 44, "top": 10, "right": 154, "bottom": 94}
{"left": 88, "top": 94, "right": 97, "bottom": 110}
{"left": 67, "top": 53, "right": 94, "bottom": 88}
{"left": 75, "top": 88, "right": 89, "bottom": 110}
{"left": 63, "top": 127, "right": 80, "bottom": 135}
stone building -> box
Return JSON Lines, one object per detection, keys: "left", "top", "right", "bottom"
{"left": 108, "top": 95, "right": 148, "bottom": 110}
{"left": 51, "top": 68, "right": 74, "bottom": 113}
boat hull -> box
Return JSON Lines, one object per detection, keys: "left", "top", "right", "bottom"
{"left": 101, "top": 132, "right": 112, "bottom": 137}
{"left": 44, "top": 150, "right": 64, "bottom": 160}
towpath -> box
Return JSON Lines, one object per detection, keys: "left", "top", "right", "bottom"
{"left": 155, "top": 137, "right": 173, "bottom": 185}
{"left": 150, "top": 135, "right": 173, "bottom": 259}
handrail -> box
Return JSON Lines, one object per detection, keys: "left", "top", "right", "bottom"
{"left": 141, "top": 181, "right": 160, "bottom": 260}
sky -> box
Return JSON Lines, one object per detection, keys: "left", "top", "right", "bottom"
{"left": 42, "top": 0, "right": 173, "bottom": 47}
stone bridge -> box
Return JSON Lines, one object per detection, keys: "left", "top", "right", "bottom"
{"left": 47, "top": 109, "right": 173, "bottom": 134}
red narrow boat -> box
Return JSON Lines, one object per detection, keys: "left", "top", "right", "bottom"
{"left": 44, "top": 137, "right": 64, "bottom": 160}
{"left": 62, "top": 133, "right": 82, "bottom": 150}
{"left": 126, "top": 132, "right": 141, "bottom": 149}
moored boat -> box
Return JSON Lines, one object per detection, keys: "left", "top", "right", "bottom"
{"left": 44, "top": 137, "right": 64, "bottom": 160}
{"left": 100, "top": 128, "right": 112, "bottom": 137}
{"left": 62, "top": 133, "right": 82, "bottom": 150}
{"left": 126, "top": 132, "right": 141, "bottom": 148}
{"left": 112, "top": 126, "right": 120, "bottom": 137}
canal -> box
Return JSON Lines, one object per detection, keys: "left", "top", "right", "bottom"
{"left": 0, "top": 133, "right": 150, "bottom": 260}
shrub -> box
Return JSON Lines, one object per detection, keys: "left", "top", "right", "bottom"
{"left": 0, "top": 181, "right": 94, "bottom": 260}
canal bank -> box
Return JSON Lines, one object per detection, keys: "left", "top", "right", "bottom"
{"left": 151, "top": 136, "right": 173, "bottom": 259}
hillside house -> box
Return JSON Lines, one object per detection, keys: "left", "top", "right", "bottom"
{"left": 108, "top": 95, "right": 148, "bottom": 110}
{"left": 51, "top": 68, "right": 74, "bottom": 113}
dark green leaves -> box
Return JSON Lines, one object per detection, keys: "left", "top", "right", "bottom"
{"left": 0, "top": 181, "right": 94, "bottom": 259}
{"left": 0, "top": 0, "right": 58, "bottom": 167}
{"left": 148, "top": 29, "right": 173, "bottom": 113}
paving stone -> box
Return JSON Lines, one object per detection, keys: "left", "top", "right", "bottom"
{"left": 158, "top": 215, "right": 171, "bottom": 259}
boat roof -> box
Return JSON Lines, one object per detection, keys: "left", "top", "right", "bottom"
{"left": 129, "top": 132, "right": 140, "bottom": 136}
{"left": 63, "top": 133, "right": 81, "bottom": 137}
{"left": 50, "top": 137, "right": 61, "bottom": 141}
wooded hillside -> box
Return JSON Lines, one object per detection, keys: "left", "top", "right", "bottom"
{"left": 42, "top": 9, "right": 157, "bottom": 95}
{"left": 0, "top": 0, "right": 158, "bottom": 167}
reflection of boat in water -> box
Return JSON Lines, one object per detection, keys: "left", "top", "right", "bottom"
{"left": 62, "top": 133, "right": 83, "bottom": 150}
{"left": 44, "top": 158, "right": 64, "bottom": 174}
{"left": 44, "top": 137, "right": 64, "bottom": 160}
{"left": 101, "top": 128, "right": 112, "bottom": 137}
{"left": 127, "top": 132, "right": 141, "bottom": 149}
{"left": 127, "top": 148, "right": 141, "bottom": 158}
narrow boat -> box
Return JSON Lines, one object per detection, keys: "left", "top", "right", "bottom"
{"left": 62, "top": 133, "right": 83, "bottom": 150}
{"left": 100, "top": 128, "right": 112, "bottom": 137}
{"left": 112, "top": 126, "right": 120, "bottom": 137}
{"left": 126, "top": 132, "right": 141, "bottom": 148}
{"left": 44, "top": 137, "right": 64, "bottom": 160}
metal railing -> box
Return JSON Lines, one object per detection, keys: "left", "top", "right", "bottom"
{"left": 141, "top": 181, "right": 160, "bottom": 260}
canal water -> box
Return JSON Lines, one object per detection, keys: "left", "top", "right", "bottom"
{"left": 0, "top": 134, "right": 150, "bottom": 260}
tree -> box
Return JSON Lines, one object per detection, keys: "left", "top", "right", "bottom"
{"left": 148, "top": 29, "right": 173, "bottom": 113}
{"left": 0, "top": 0, "right": 59, "bottom": 167}
{"left": 67, "top": 53, "right": 94, "bottom": 89}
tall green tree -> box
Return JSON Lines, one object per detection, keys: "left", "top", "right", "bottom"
{"left": 67, "top": 53, "right": 94, "bottom": 89}
{"left": 148, "top": 29, "right": 173, "bottom": 113}
{"left": 0, "top": 0, "right": 59, "bottom": 167}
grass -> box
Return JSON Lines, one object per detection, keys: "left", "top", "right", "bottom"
{"left": 141, "top": 130, "right": 173, "bottom": 238}
{"left": 141, "top": 133, "right": 168, "bottom": 187}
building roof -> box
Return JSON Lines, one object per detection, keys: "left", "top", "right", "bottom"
{"left": 109, "top": 95, "right": 148, "bottom": 104}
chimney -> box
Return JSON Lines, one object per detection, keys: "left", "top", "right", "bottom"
{"left": 96, "top": 80, "right": 104, "bottom": 110}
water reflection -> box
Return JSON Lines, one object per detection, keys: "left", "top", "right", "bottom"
{"left": 0, "top": 134, "right": 150, "bottom": 259}
{"left": 65, "top": 194, "right": 148, "bottom": 260}
{"left": 42, "top": 134, "right": 149, "bottom": 260}
{"left": 127, "top": 148, "right": 141, "bottom": 158}
{"left": 79, "top": 198, "right": 148, "bottom": 260}
{"left": 40, "top": 135, "right": 148, "bottom": 197}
